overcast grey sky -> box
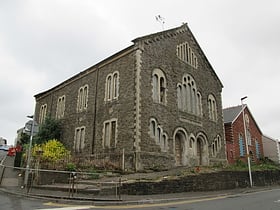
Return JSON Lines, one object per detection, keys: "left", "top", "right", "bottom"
{"left": 1, "top": 0, "right": 280, "bottom": 144}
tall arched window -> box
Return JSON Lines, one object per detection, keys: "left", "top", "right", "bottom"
{"left": 83, "top": 86, "right": 88, "bottom": 109}
{"left": 77, "top": 85, "right": 88, "bottom": 112}
{"left": 208, "top": 94, "right": 217, "bottom": 121}
{"left": 149, "top": 118, "right": 168, "bottom": 152}
{"left": 39, "top": 104, "right": 47, "bottom": 124}
{"left": 152, "top": 69, "right": 167, "bottom": 105}
{"left": 74, "top": 126, "right": 86, "bottom": 153}
{"left": 255, "top": 139, "right": 260, "bottom": 159}
{"left": 113, "top": 72, "right": 119, "bottom": 98}
{"left": 177, "top": 74, "right": 202, "bottom": 116}
{"left": 106, "top": 75, "right": 112, "bottom": 100}
{"left": 197, "top": 92, "right": 202, "bottom": 116}
{"left": 177, "top": 84, "right": 182, "bottom": 109}
{"left": 239, "top": 134, "right": 245, "bottom": 157}
{"left": 150, "top": 119, "right": 156, "bottom": 137}
{"left": 212, "top": 135, "right": 222, "bottom": 157}
{"left": 176, "top": 42, "right": 198, "bottom": 68}
{"left": 105, "top": 71, "right": 119, "bottom": 101}
{"left": 56, "top": 95, "right": 65, "bottom": 119}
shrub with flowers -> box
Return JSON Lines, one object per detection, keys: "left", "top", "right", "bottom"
{"left": 32, "top": 139, "right": 70, "bottom": 163}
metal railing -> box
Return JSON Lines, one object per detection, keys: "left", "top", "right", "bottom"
{"left": 0, "top": 162, "right": 123, "bottom": 201}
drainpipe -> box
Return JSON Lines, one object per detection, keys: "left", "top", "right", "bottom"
{"left": 92, "top": 67, "right": 100, "bottom": 154}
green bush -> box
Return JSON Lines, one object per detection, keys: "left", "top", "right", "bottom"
{"left": 66, "top": 163, "right": 76, "bottom": 171}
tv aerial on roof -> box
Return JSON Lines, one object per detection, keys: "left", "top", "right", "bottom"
{"left": 155, "top": 15, "right": 165, "bottom": 30}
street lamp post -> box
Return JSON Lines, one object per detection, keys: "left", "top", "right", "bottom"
{"left": 23, "top": 115, "right": 35, "bottom": 188}
{"left": 241, "top": 96, "right": 253, "bottom": 187}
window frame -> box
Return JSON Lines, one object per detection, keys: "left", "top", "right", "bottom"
{"left": 152, "top": 69, "right": 167, "bottom": 105}
{"left": 208, "top": 94, "right": 218, "bottom": 122}
{"left": 177, "top": 74, "right": 202, "bottom": 116}
{"left": 74, "top": 126, "right": 86, "bottom": 153}
{"left": 39, "top": 104, "right": 47, "bottom": 124}
{"left": 176, "top": 42, "right": 198, "bottom": 68}
{"left": 105, "top": 71, "right": 119, "bottom": 102}
{"left": 239, "top": 133, "right": 245, "bottom": 157}
{"left": 103, "top": 118, "right": 118, "bottom": 148}
{"left": 56, "top": 95, "right": 65, "bottom": 119}
{"left": 77, "top": 85, "right": 89, "bottom": 112}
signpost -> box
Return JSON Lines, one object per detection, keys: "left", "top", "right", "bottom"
{"left": 23, "top": 116, "right": 39, "bottom": 189}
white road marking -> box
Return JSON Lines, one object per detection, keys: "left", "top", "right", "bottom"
{"left": 37, "top": 206, "right": 92, "bottom": 210}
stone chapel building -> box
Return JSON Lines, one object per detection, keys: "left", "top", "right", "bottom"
{"left": 34, "top": 23, "right": 227, "bottom": 171}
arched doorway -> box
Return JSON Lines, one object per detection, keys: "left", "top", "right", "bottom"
{"left": 196, "top": 133, "right": 209, "bottom": 166}
{"left": 174, "top": 130, "right": 186, "bottom": 166}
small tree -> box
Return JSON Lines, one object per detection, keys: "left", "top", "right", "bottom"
{"left": 19, "top": 132, "right": 30, "bottom": 145}
{"left": 35, "top": 116, "right": 61, "bottom": 144}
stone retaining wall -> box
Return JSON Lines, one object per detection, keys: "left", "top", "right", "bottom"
{"left": 121, "top": 170, "right": 280, "bottom": 195}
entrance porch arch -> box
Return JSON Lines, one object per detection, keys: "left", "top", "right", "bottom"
{"left": 173, "top": 128, "right": 187, "bottom": 166}
{"left": 195, "top": 132, "right": 209, "bottom": 166}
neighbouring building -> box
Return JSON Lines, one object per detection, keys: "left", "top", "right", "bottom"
{"left": 15, "top": 127, "right": 24, "bottom": 146}
{"left": 223, "top": 105, "right": 264, "bottom": 164}
{"left": 262, "top": 135, "right": 280, "bottom": 164}
{"left": 34, "top": 23, "right": 227, "bottom": 171}
{"left": 0, "top": 137, "right": 7, "bottom": 146}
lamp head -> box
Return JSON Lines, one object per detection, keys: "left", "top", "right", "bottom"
{"left": 241, "top": 96, "right": 248, "bottom": 101}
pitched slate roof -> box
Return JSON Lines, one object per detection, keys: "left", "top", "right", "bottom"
{"left": 223, "top": 105, "right": 244, "bottom": 124}
{"left": 223, "top": 104, "right": 262, "bottom": 134}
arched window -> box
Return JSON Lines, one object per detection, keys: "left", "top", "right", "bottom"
{"left": 255, "top": 139, "right": 260, "bottom": 159}
{"left": 212, "top": 143, "right": 215, "bottom": 156}
{"left": 159, "top": 77, "right": 166, "bottom": 103}
{"left": 105, "top": 71, "right": 119, "bottom": 101}
{"left": 208, "top": 94, "right": 217, "bottom": 121}
{"left": 83, "top": 86, "right": 88, "bottom": 109}
{"left": 212, "top": 135, "right": 222, "bottom": 157}
{"left": 74, "top": 126, "right": 86, "bottom": 153}
{"left": 149, "top": 118, "right": 168, "bottom": 152}
{"left": 239, "top": 134, "right": 245, "bottom": 157}
{"left": 150, "top": 119, "right": 156, "bottom": 137}
{"left": 177, "top": 84, "right": 182, "bottom": 110}
{"left": 77, "top": 85, "right": 88, "bottom": 112}
{"left": 39, "top": 104, "right": 47, "bottom": 124}
{"left": 176, "top": 42, "right": 198, "bottom": 68}
{"left": 197, "top": 92, "right": 202, "bottom": 116}
{"left": 157, "top": 127, "right": 161, "bottom": 144}
{"left": 113, "top": 72, "right": 119, "bottom": 98}
{"left": 189, "top": 137, "right": 195, "bottom": 148}
{"left": 162, "top": 133, "right": 168, "bottom": 152}
{"left": 177, "top": 74, "right": 202, "bottom": 116}
{"left": 152, "top": 69, "right": 167, "bottom": 104}
{"left": 106, "top": 75, "right": 112, "bottom": 100}
{"left": 56, "top": 95, "right": 65, "bottom": 119}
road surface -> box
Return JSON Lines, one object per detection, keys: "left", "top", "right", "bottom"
{"left": 0, "top": 187, "right": 280, "bottom": 210}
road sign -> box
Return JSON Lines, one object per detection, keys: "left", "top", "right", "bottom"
{"left": 24, "top": 120, "right": 39, "bottom": 135}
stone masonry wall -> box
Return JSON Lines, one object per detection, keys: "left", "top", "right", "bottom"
{"left": 121, "top": 170, "right": 280, "bottom": 195}
{"left": 137, "top": 26, "right": 226, "bottom": 169}
{"left": 35, "top": 70, "right": 98, "bottom": 153}
{"left": 35, "top": 49, "right": 138, "bottom": 160}
{"left": 35, "top": 24, "right": 227, "bottom": 171}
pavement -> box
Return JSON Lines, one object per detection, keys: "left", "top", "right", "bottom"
{"left": 0, "top": 155, "right": 279, "bottom": 206}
